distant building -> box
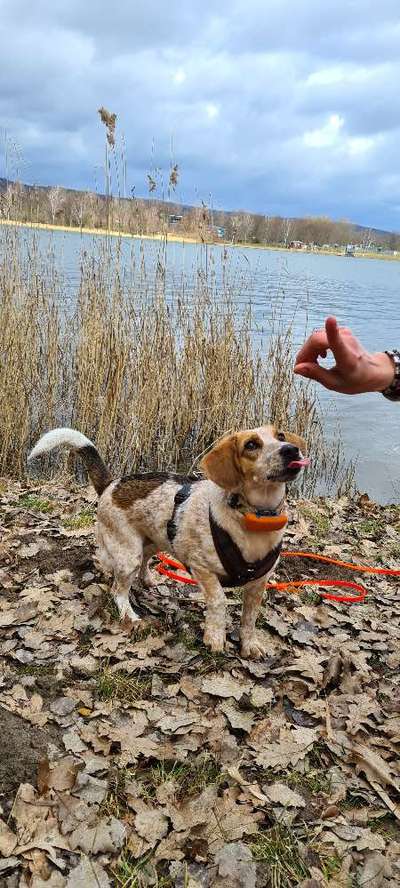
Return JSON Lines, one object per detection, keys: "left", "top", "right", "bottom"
{"left": 345, "top": 244, "right": 356, "bottom": 256}
{"left": 289, "top": 240, "right": 306, "bottom": 249}
{"left": 168, "top": 214, "right": 183, "bottom": 224}
{"left": 213, "top": 226, "right": 225, "bottom": 238}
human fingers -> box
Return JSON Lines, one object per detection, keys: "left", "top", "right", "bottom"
{"left": 293, "top": 362, "right": 342, "bottom": 390}
{"left": 294, "top": 329, "right": 330, "bottom": 366}
{"left": 325, "top": 317, "right": 358, "bottom": 365}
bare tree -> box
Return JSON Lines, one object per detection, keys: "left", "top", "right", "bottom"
{"left": 70, "top": 196, "right": 85, "bottom": 229}
{"left": 48, "top": 186, "right": 64, "bottom": 225}
{"left": 281, "top": 217, "right": 294, "bottom": 245}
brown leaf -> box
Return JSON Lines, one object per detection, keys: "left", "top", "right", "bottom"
{"left": 358, "top": 852, "right": 387, "bottom": 887}
{"left": 254, "top": 726, "right": 319, "bottom": 770}
{"left": 220, "top": 703, "right": 254, "bottom": 733}
{"left": 66, "top": 857, "right": 111, "bottom": 887}
{"left": 214, "top": 841, "right": 256, "bottom": 888}
{"left": 134, "top": 807, "right": 169, "bottom": 847}
{"left": 263, "top": 782, "right": 306, "bottom": 808}
{"left": 250, "top": 686, "right": 273, "bottom": 708}
{"left": 198, "top": 788, "right": 261, "bottom": 852}
{"left": 168, "top": 785, "right": 218, "bottom": 831}
{"left": 201, "top": 674, "right": 252, "bottom": 701}
{"left": 0, "top": 819, "right": 18, "bottom": 856}
{"left": 69, "top": 816, "right": 126, "bottom": 854}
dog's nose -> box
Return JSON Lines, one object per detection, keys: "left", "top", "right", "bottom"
{"left": 280, "top": 443, "right": 300, "bottom": 461}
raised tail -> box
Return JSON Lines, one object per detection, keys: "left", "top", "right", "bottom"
{"left": 28, "top": 428, "right": 112, "bottom": 496}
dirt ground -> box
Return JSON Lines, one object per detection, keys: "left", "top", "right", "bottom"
{"left": 1, "top": 478, "right": 400, "bottom": 887}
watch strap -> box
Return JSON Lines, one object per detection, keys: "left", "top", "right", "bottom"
{"left": 382, "top": 350, "right": 400, "bottom": 401}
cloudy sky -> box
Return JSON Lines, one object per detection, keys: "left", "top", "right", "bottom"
{"left": 1, "top": 0, "right": 400, "bottom": 229}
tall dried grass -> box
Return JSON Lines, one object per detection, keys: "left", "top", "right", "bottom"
{"left": 0, "top": 225, "right": 352, "bottom": 496}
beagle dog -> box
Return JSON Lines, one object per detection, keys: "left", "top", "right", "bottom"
{"left": 29, "top": 426, "right": 308, "bottom": 659}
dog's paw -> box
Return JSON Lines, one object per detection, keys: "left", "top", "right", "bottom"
{"left": 240, "top": 635, "right": 267, "bottom": 660}
{"left": 203, "top": 627, "right": 225, "bottom": 653}
{"left": 115, "top": 595, "right": 141, "bottom": 624}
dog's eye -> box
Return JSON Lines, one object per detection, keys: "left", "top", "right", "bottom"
{"left": 277, "top": 432, "right": 286, "bottom": 442}
{"left": 244, "top": 439, "right": 261, "bottom": 452}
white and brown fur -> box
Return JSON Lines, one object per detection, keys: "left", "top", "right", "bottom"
{"left": 28, "top": 426, "right": 306, "bottom": 659}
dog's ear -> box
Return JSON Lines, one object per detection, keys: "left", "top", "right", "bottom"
{"left": 285, "top": 432, "right": 307, "bottom": 454}
{"left": 200, "top": 434, "right": 242, "bottom": 490}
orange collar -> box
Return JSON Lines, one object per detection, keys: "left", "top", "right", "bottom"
{"left": 227, "top": 493, "right": 287, "bottom": 533}
{"left": 243, "top": 511, "right": 288, "bottom": 533}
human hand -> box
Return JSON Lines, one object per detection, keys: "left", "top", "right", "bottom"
{"left": 294, "top": 316, "right": 395, "bottom": 394}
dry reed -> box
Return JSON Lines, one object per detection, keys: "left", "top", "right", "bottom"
{"left": 0, "top": 225, "right": 353, "bottom": 497}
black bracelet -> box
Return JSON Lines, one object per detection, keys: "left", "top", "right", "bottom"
{"left": 382, "top": 350, "right": 400, "bottom": 401}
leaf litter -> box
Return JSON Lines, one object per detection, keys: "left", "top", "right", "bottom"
{"left": 1, "top": 481, "right": 400, "bottom": 885}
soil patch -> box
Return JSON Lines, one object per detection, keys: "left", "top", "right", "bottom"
{"left": 21, "top": 539, "right": 94, "bottom": 578}
{"left": 0, "top": 707, "right": 61, "bottom": 814}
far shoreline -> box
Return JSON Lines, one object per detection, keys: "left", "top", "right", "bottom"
{"left": 0, "top": 217, "right": 398, "bottom": 262}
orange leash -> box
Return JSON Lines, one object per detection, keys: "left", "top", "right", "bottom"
{"left": 155, "top": 551, "right": 400, "bottom": 605}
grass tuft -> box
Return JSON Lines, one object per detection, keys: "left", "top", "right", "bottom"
{"left": 97, "top": 668, "right": 152, "bottom": 704}
{"left": 62, "top": 507, "right": 96, "bottom": 529}
{"left": 141, "top": 754, "right": 222, "bottom": 802}
{"left": 19, "top": 494, "right": 54, "bottom": 512}
{"left": 250, "top": 825, "right": 310, "bottom": 885}
{"left": 111, "top": 851, "right": 174, "bottom": 888}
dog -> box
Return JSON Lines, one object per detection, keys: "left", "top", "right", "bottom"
{"left": 28, "top": 425, "right": 309, "bottom": 659}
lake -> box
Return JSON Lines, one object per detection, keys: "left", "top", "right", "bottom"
{"left": 5, "top": 225, "right": 400, "bottom": 503}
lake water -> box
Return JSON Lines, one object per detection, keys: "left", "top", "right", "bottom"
{"left": 5, "top": 226, "right": 400, "bottom": 503}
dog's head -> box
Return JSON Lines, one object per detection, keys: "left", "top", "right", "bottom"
{"left": 200, "top": 425, "right": 308, "bottom": 491}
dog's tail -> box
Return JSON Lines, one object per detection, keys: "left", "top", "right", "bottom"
{"left": 28, "top": 428, "right": 112, "bottom": 496}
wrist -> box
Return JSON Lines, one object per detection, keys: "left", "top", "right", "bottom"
{"left": 371, "top": 352, "right": 396, "bottom": 392}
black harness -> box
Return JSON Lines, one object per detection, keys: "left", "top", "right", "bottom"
{"left": 209, "top": 508, "right": 282, "bottom": 587}
{"left": 167, "top": 482, "right": 193, "bottom": 543}
{"left": 167, "top": 483, "right": 281, "bottom": 588}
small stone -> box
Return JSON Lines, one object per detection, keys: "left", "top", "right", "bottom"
{"left": 321, "top": 805, "right": 341, "bottom": 820}
{"left": 50, "top": 697, "right": 76, "bottom": 717}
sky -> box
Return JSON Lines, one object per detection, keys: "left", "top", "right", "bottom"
{"left": 1, "top": 0, "right": 400, "bottom": 230}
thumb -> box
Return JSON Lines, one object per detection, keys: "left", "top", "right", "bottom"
{"left": 294, "top": 362, "right": 337, "bottom": 389}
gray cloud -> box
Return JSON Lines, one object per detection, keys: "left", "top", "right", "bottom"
{"left": 1, "top": 0, "right": 400, "bottom": 229}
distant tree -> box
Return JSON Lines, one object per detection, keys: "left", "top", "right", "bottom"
{"left": 48, "top": 186, "right": 64, "bottom": 225}
{"left": 281, "top": 217, "right": 294, "bottom": 245}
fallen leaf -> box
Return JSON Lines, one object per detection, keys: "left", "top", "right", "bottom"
{"left": 263, "top": 782, "right": 306, "bottom": 808}
{"left": 201, "top": 674, "right": 252, "bottom": 701}
{"left": 220, "top": 703, "right": 254, "bottom": 733}
{"left": 0, "top": 818, "right": 18, "bottom": 856}
{"left": 168, "top": 785, "right": 219, "bottom": 831}
{"left": 214, "top": 841, "right": 257, "bottom": 888}
{"left": 69, "top": 816, "right": 126, "bottom": 854}
{"left": 134, "top": 807, "right": 169, "bottom": 847}
{"left": 65, "top": 857, "right": 111, "bottom": 887}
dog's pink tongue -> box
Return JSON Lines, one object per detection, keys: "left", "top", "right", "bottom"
{"left": 288, "top": 458, "right": 310, "bottom": 469}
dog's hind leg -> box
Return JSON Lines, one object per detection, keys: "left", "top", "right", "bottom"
{"left": 111, "top": 569, "right": 142, "bottom": 623}
{"left": 139, "top": 544, "right": 159, "bottom": 589}
{"left": 101, "top": 526, "right": 144, "bottom": 623}
{"left": 94, "top": 524, "right": 113, "bottom": 579}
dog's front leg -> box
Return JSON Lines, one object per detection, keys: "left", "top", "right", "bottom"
{"left": 240, "top": 578, "right": 267, "bottom": 659}
{"left": 194, "top": 570, "right": 227, "bottom": 653}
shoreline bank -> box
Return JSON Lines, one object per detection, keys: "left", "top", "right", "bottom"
{"left": 0, "top": 217, "right": 398, "bottom": 261}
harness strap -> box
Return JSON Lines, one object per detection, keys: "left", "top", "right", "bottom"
{"left": 209, "top": 507, "right": 282, "bottom": 588}
{"left": 167, "top": 483, "right": 193, "bottom": 543}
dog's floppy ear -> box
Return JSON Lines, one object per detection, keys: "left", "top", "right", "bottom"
{"left": 200, "top": 434, "right": 242, "bottom": 490}
{"left": 285, "top": 432, "right": 307, "bottom": 454}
